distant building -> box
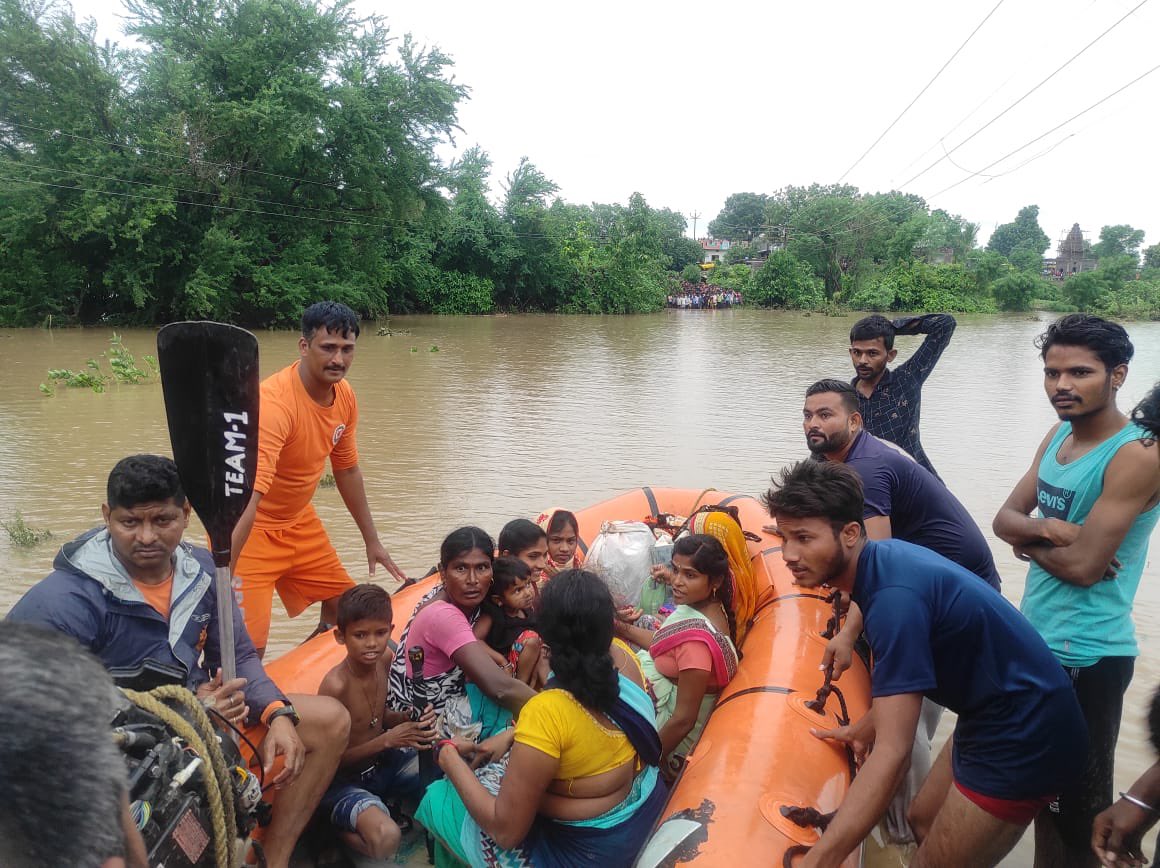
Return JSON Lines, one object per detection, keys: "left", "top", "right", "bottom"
{"left": 1054, "top": 223, "right": 1098, "bottom": 277}
{"left": 700, "top": 238, "right": 730, "bottom": 264}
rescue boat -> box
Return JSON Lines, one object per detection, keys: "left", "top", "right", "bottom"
{"left": 264, "top": 487, "right": 871, "bottom": 867}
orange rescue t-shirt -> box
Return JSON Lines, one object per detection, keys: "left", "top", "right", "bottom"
{"left": 254, "top": 361, "right": 359, "bottom": 527}
{"left": 133, "top": 575, "right": 174, "bottom": 620}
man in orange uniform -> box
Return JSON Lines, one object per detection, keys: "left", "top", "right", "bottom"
{"left": 232, "top": 301, "right": 407, "bottom": 655}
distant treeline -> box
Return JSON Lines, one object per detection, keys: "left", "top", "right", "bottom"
{"left": 2, "top": 0, "right": 1156, "bottom": 326}
{"left": 707, "top": 192, "right": 1160, "bottom": 318}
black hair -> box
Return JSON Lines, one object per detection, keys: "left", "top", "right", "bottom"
{"left": 850, "top": 315, "right": 895, "bottom": 351}
{"left": 1150, "top": 684, "right": 1160, "bottom": 756}
{"left": 761, "top": 460, "right": 866, "bottom": 534}
{"left": 806, "top": 378, "right": 859, "bottom": 414}
{"left": 336, "top": 583, "right": 392, "bottom": 631}
{"left": 1131, "top": 381, "right": 1160, "bottom": 442}
{"left": 490, "top": 556, "right": 532, "bottom": 600}
{"left": 106, "top": 454, "right": 186, "bottom": 510}
{"left": 1035, "top": 313, "right": 1134, "bottom": 370}
{"left": 546, "top": 510, "right": 579, "bottom": 537}
{"left": 537, "top": 570, "right": 618, "bottom": 714}
{"left": 439, "top": 526, "right": 495, "bottom": 568}
{"left": 673, "top": 533, "right": 739, "bottom": 646}
{"left": 302, "top": 301, "right": 360, "bottom": 341}
{"left": 497, "top": 518, "right": 547, "bottom": 556}
{"left": 0, "top": 623, "right": 127, "bottom": 867}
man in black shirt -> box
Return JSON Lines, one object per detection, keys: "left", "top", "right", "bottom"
{"left": 849, "top": 313, "right": 956, "bottom": 480}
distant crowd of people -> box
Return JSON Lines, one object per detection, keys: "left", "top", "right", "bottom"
{"left": 666, "top": 282, "right": 742, "bottom": 308}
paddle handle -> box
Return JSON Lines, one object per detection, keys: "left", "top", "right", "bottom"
{"left": 215, "top": 565, "right": 238, "bottom": 684}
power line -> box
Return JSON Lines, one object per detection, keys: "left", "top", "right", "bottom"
{"left": 3, "top": 119, "right": 362, "bottom": 193}
{"left": 0, "top": 172, "right": 384, "bottom": 226}
{"left": 0, "top": 156, "right": 397, "bottom": 226}
{"left": 927, "top": 60, "right": 1160, "bottom": 199}
{"left": 838, "top": 0, "right": 1007, "bottom": 183}
{"left": 902, "top": 0, "right": 1150, "bottom": 189}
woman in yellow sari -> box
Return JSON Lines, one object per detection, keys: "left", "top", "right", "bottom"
{"left": 689, "top": 508, "right": 759, "bottom": 645}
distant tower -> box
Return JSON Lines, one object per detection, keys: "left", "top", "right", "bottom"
{"left": 1056, "top": 224, "right": 1097, "bottom": 276}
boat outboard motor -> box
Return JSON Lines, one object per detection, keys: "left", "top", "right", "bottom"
{"left": 110, "top": 660, "right": 267, "bottom": 867}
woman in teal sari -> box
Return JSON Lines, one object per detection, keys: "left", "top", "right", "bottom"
{"left": 417, "top": 570, "right": 665, "bottom": 868}
{"left": 613, "top": 533, "right": 739, "bottom": 776}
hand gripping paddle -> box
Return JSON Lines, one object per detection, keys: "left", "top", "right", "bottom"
{"left": 157, "top": 322, "right": 260, "bottom": 684}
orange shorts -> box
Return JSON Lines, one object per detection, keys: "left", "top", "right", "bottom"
{"left": 234, "top": 510, "right": 354, "bottom": 649}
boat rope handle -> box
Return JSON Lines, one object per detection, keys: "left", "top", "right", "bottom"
{"left": 780, "top": 804, "right": 836, "bottom": 831}
{"left": 820, "top": 588, "right": 842, "bottom": 639}
{"left": 783, "top": 844, "right": 812, "bottom": 866}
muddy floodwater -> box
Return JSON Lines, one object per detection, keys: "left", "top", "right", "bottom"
{"left": 2, "top": 310, "right": 1158, "bottom": 865}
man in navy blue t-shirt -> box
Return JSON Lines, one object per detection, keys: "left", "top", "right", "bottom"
{"left": 800, "top": 378, "right": 1001, "bottom": 590}
{"left": 762, "top": 459, "right": 1085, "bottom": 868}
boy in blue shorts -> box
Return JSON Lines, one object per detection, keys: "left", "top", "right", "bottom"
{"left": 763, "top": 459, "right": 1087, "bottom": 868}
{"left": 318, "top": 585, "right": 436, "bottom": 862}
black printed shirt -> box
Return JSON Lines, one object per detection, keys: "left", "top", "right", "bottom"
{"left": 852, "top": 314, "right": 956, "bottom": 481}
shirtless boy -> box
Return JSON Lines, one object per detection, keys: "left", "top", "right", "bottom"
{"left": 318, "top": 585, "right": 436, "bottom": 861}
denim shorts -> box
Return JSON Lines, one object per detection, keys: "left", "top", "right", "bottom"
{"left": 319, "top": 748, "right": 421, "bottom": 832}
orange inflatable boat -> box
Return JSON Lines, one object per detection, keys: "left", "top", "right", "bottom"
{"left": 264, "top": 487, "right": 871, "bottom": 867}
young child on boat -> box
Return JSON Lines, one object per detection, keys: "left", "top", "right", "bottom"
{"left": 536, "top": 508, "right": 583, "bottom": 577}
{"left": 498, "top": 518, "right": 550, "bottom": 586}
{"left": 317, "top": 584, "right": 437, "bottom": 862}
{"left": 472, "top": 557, "right": 549, "bottom": 688}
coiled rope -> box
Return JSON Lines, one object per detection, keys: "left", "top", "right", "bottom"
{"left": 121, "top": 686, "right": 238, "bottom": 868}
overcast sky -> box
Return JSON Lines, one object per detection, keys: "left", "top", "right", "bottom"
{"left": 69, "top": 0, "right": 1159, "bottom": 249}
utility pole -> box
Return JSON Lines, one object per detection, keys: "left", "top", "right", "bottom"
{"left": 690, "top": 211, "right": 701, "bottom": 240}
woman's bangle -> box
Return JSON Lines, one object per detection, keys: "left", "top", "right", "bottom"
{"left": 436, "top": 738, "right": 457, "bottom": 755}
{"left": 1119, "top": 792, "right": 1157, "bottom": 812}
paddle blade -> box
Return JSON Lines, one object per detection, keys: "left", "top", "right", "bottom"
{"left": 157, "top": 322, "right": 260, "bottom": 568}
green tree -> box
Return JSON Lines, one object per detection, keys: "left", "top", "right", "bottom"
{"left": 991, "top": 272, "right": 1039, "bottom": 312}
{"left": 749, "top": 251, "right": 824, "bottom": 309}
{"left": 1143, "top": 243, "right": 1160, "bottom": 270}
{"left": 987, "top": 205, "right": 1050, "bottom": 258}
{"left": 1091, "top": 224, "right": 1145, "bottom": 260}
{"left": 708, "top": 192, "right": 768, "bottom": 242}
{"left": 1063, "top": 271, "right": 1109, "bottom": 310}
{"left": 681, "top": 263, "right": 702, "bottom": 283}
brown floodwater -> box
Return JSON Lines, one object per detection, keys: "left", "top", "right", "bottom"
{"left": 2, "top": 310, "right": 1158, "bottom": 864}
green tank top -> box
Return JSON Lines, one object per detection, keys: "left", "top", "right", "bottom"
{"left": 1020, "top": 421, "right": 1160, "bottom": 667}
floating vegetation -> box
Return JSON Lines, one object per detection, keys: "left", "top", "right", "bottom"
{"left": 429, "top": 344, "right": 439, "bottom": 352}
{"left": 106, "top": 333, "right": 157, "bottom": 384}
{"left": 2, "top": 512, "right": 53, "bottom": 548}
{"left": 40, "top": 334, "right": 157, "bottom": 395}
{"left": 376, "top": 326, "right": 412, "bottom": 337}
{"left": 410, "top": 347, "right": 418, "bottom": 353}
{"left": 318, "top": 473, "right": 337, "bottom": 489}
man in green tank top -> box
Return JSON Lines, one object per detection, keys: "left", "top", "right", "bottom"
{"left": 994, "top": 314, "right": 1160, "bottom": 868}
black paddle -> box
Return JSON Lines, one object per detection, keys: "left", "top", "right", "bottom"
{"left": 157, "top": 322, "right": 260, "bottom": 684}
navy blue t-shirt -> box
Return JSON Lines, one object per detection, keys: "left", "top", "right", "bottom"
{"left": 852, "top": 540, "right": 1085, "bottom": 799}
{"left": 843, "top": 430, "right": 1002, "bottom": 590}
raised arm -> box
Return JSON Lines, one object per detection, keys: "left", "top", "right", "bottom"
{"left": 1015, "top": 440, "right": 1160, "bottom": 587}
{"left": 892, "top": 314, "right": 956, "bottom": 385}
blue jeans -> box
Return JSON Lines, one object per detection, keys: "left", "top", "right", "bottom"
{"left": 319, "top": 748, "right": 421, "bottom": 832}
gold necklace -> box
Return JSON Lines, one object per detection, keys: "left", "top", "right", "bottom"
{"left": 345, "top": 659, "right": 384, "bottom": 729}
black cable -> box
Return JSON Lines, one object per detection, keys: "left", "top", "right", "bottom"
{"left": 838, "top": 0, "right": 1007, "bottom": 182}
{"left": 902, "top": 0, "right": 1151, "bottom": 189}
{"left": 929, "top": 60, "right": 1160, "bottom": 199}
{"left": 205, "top": 706, "right": 265, "bottom": 789}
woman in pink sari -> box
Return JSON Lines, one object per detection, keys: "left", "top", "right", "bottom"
{"left": 613, "top": 534, "right": 739, "bottom": 776}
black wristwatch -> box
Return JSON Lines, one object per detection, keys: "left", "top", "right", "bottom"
{"left": 268, "top": 704, "right": 300, "bottom": 727}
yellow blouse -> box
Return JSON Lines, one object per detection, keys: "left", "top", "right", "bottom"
{"left": 514, "top": 688, "right": 637, "bottom": 780}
